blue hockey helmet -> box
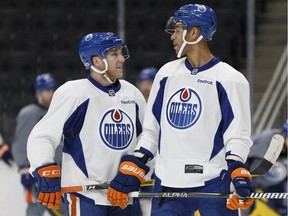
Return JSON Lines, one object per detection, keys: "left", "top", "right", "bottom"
{"left": 137, "top": 67, "right": 158, "bottom": 81}
{"left": 79, "top": 32, "right": 129, "bottom": 70}
{"left": 34, "top": 73, "right": 58, "bottom": 90}
{"left": 165, "top": 4, "right": 217, "bottom": 41}
{"left": 282, "top": 119, "right": 288, "bottom": 137}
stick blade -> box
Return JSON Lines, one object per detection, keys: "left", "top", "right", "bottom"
{"left": 250, "top": 134, "right": 284, "bottom": 175}
{"left": 263, "top": 134, "right": 284, "bottom": 164}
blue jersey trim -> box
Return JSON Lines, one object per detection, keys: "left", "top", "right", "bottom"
{"left": 185, "top": 57, "right": 220, "bottom": 74}
{"left": 139, "top": 147, "right": 154, "bottom": 159}
{"left": 63, "top": 99, "right": 90, "bottom": 178}
{"left": 87, "top": 75, "right": 121, "bottom": 94}
{"left": 152, "top": 77, "right": 168, "bottom": 125}
{"left": 210, "top": 82, "right": 234, "bottom": 160}
{"left": 135, "top": 103, "right": 142, "bottom": 137}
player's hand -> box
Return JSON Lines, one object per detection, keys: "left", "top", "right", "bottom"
{"left": 33, "top": 163, "right": 62, "bottom": 209}
{"left": 19, "top": 167, "right": 37, "bottom": 190}
{"left": 0, "top": 144, "right": 13, "bottom": 166}
{"left": 107, "top": 155, "right": 150, "bottom": 209}
{"left": 226, "top": 160, "right": 254, "bottom": 210}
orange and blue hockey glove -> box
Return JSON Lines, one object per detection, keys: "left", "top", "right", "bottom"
{"left": 226, "top": 160, "right": 254, "bottom": 210}
{"left": 33, "top": 163, "right": 62, "bottom": 209}
{"left": 107, "top": 155, "right": 150, "bottom": 209}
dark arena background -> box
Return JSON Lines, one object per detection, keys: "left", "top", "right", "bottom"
{"left": 0, "top": 0, "right": 286, "bottom": 143}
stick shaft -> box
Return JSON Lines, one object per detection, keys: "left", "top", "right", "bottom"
{"left": 61, "top": 135, "right": 284, "bottom": 194}
{"left": 61, "top": 179, "right": 154, "bottom": 193}
{"left": 128, "top": 192, "right": 288, "bottom": 199}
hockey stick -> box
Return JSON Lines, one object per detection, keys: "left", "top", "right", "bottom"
{"left": 128, "top": 191, "right": 288, "bottom": 199}
{"left": 249, "top": 134, "right": 284, "bottom": 176}
{"left": 61, "top": 134, "right": 284, "bottom": 194}
{"left": 61, "top": 179, "right": 155, "bottom": 193}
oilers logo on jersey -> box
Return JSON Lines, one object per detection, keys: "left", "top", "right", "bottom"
{"left": 166, "top": 88, "right": 202, "bottom": 129}
{"left": 100, "top": 109, "right": 134, "bottom": 150}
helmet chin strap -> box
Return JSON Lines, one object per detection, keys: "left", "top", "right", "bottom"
{"left": 177, "top": 29, "right": 204, "bottom": 58}
{"left": 91, "top": 59, "right": 115, "bottom": 84}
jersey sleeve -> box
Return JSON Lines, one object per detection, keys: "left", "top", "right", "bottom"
{"left": 220, "top": 73, "right": 253, "bottom": 162}
{"left": 135, "top": 71, "right": 165, "bottom": 158}
{"left": 27, "top": 88, "right": 81, "bottom": 174}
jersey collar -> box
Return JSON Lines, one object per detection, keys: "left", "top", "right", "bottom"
{"left": 87, "top": 75, "right": 121, "bottom": 96}
{"left": 185, "top": 57, "right": 220, "bottom": 75}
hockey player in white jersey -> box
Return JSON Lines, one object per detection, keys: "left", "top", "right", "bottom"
{"left": 108, "top": 4, "right": 254, "bottom": 216}
{"left": 27, "top": 32, "right": 146, "bottom": 216}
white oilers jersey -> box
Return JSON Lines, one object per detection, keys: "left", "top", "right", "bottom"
{"left": 27, "top": 76, "right": 146, "bottom": 205}
{"left": 136, "top": 57, "right": 253, "bottom": 188}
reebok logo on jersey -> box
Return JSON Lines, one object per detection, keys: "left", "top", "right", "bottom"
{"left": 197, "top": 79, "right": 213, "bottom": 85}
{"left": 100, "top": 109, "right": 134, "bottom": 150}
{"left": 166, "top": 88, "right": 202, "bottom": 129}
{"left": 121, "top": 100, "right": 135, "bottom": 104}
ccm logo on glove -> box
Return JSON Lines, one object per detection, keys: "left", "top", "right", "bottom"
{"left": 37, "top": 165, "right": 61, "bottom": 178}
{"left": 120, "top": 162, "right": 146, "bottom": 182}
{"left": 42, "top": 170, "right": 60, "bottom": 177}
{"left": 231, "top": 168, "right": 252, "bottom": 181}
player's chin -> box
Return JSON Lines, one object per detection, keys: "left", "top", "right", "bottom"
{"left": 116, "top": 70, "right": 123, "bottom": 78}
{"left": 174, "top": 47, "right": 179, "bottom": 54}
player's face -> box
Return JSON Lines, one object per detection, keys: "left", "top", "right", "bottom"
{"left": 36, "top": 89, "right": 55, "bottom": 109}
{"left": 105, "top": 47, "right": 126, "bottom": 81}
{"left": 137, "top": 80, "right": 153, "bottom": 102}
{"left": 170, "top": 23, "right": 184, "bottom": 54}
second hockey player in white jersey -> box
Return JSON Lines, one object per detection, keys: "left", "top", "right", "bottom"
{"left": 108, "top": 4, "right": 255, "bottom": 216}
{"left": 27, "top": 32, "right": 146, "bottom": 216}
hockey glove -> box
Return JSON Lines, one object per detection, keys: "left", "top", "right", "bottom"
{"left": 33, "top": 163, "right": 61, "bottom": 209}
{"left": 226, "top": 160, "right": 254, "bottom": 210}
{"left": 0, "top": 144, "right": 13, "bottom": 166}
{"left": 107, "top": 155, "right": 150, "bottom": 209}
{"left": 20, "top": 167, "right": 37, "bottom": 190}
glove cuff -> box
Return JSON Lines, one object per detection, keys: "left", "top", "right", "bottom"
{"left": 228, "top": 161, "right": 251, "bottom": 181}
{"left": 120, "top": 155, "right": 150, "bottom": 183}
{"left": 34, "top": 163, "right": 60, "bottom": 178}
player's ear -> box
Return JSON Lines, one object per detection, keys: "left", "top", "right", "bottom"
{"left": 187, "top": 26, "right": 200, "bottom": 41}
{"left": 92, "top": 56, "right": 104, "bottom": 69}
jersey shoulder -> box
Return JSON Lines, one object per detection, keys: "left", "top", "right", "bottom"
{"left": 54, "top": 78, "right": 89, "bottom": 97}
{"left": 119, "top": 79, "right": 145, "bottom": 100}
{"left": 215, "top": 62, "right": 248, "bottom": 84}
{"left": 158, "top": 58, "right": 185, "bottom": 75}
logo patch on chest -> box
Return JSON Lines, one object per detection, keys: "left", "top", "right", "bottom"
{"left": 100, "top": 109, "right": 134, "bottom": 150}
{"left": 166, "top": 88, "right": 202, "bottom": 129}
